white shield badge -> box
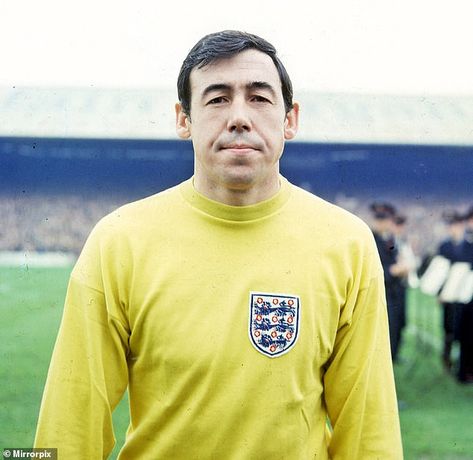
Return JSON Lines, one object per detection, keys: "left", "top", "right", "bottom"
{"left": 249, "top": 292, "right": 301, "bottom": 358}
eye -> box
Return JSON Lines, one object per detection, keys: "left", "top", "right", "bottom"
{"left": 207, "top": 96, "right": 227, "bottom": 105}
{"left": 251, "top": 95, "right": 272, "bottom": 103}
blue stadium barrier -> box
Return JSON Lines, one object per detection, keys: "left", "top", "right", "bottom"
{"left": 1, "top": 136, "right": 472, "bottom": 200}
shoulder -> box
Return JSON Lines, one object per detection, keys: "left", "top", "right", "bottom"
{"left": 93, "top": 183, "right": 183, "bottom": 235}
{"left": 438, "top": 238, "right": 450, "bottom": 250}
{"left": 71, "top": 183, "right": 184, "bottom": 286}
{"left": 463, "top": 240, "right": 473, "bottom": 261}
{"left": 287, "top": 182, "right": 374, "bottom": 242}
{"left": 78, "top": 182, "right": 184, "bottom": 258}
{"left": 286, "top": 183, "right": 382, "bottom": 288}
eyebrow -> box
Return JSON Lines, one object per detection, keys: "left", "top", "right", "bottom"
{"left": 248, "top": 81, "right": 278, "bottom": 99}
{"left": 201, "top": 83, "right": 232, "bottom": 99}
{"left": 201, "top": 81, "right": 278, "bottom": 99}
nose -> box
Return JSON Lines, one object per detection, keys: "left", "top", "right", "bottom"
{"left": 226, "top": 99, "right": 252, "bottom": 133}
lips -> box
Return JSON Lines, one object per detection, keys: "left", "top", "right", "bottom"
{"left": 221, "top": 144, "right": 259, "bottom": 154}
{"left": 223, "top": 148, "right": 257, "bottom": 157}
{"left": 224, "top": 144, "right": 255, "bottom": 149}
{"left": 217, "top": 136, "right": 263, "bottom": 153}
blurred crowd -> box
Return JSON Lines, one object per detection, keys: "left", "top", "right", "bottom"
{"left": 0, "top": 191, "right": 465, "bottom": 257}
{"left": 0, "top": 193, "right": 123, "bottom": 254}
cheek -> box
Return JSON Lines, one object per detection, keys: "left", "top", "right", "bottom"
{"left": 258, "top": 109, "right": 287, "bottom": 130}
{"left": 191, "top": 115, "right": 223, "bottom": 140}
{"left": 257, "top": 116, "right": 287, "bottom": 147}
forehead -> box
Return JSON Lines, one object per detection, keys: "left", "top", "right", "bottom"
{"left": 189, "top": 49, "right": 282, "bottom": 95}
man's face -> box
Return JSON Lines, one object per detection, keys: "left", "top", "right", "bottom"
{"left": 374, "top": 217, "right": 394, "bottom": 235}
{"left": 448, "top": 221, "right": 465, "bottom": 241}
{"left": 176, "top": 49, "right": 298, "bottom": 201}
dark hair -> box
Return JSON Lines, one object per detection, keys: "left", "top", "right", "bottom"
{"left": 370, "top": 202, "right": 397, "bottom": 220}
{"left": 177, "top": 30, "right": 294, "bottom": 116}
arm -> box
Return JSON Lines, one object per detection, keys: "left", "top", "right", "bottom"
{"left": 34, "top": 223, "right": 130, "bottom": 459}
{"left": 324, "top": 242, "right": 403, "bottom": 459}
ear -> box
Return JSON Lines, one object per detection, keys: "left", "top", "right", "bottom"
{"left": 284, "top": 102, "right": 299, "bottom": 140}
{"left": 175, "top": 103, "right": 191, "bottom": 139}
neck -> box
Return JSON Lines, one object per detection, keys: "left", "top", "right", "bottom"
{"left": 193, "top": 175, "right": 281, "bottom": 206}
{"left": 375, "top": 228, "right": 391, "bottom": 239}
{"left": 452, "top": 235, "right": 464, "bottom": 244}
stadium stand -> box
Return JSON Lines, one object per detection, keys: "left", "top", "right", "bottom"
{"left": 1, "top": 87, "right": 472, "bottom": 258}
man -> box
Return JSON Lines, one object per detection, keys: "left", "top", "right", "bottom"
{"left": 440, "top": 208, "right": 473, "bottom": 383}
{"left": 391, "top": 213, "right": 418, "bottom": 360}
{"left": 35, "top": 31, "right": 402, "bottom": 459}
{"left": 437, "top": 210, "right": 468, "bottom": 372}
{"left": 370, "top": 202, "right": 409, "bottom": 362}
{"left": 460, "top": 207, "right": 473, "bottom": 383}
{"left": 465, "top": 206, "right": 473, "bottom": 243}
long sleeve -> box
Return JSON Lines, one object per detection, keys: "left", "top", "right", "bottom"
{"left": 324, "top": 244, "right": 403, "bottom": 459}
{"left": 34, "top": 222, "right": 130, "bottom": 459}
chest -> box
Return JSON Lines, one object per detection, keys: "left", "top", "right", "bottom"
{"left": 125, "top": 230, "right": 351, "bottom": 374}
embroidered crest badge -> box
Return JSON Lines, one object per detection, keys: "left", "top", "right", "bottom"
{"left": 249, "top": 292, "right": 301, "bottom": 358}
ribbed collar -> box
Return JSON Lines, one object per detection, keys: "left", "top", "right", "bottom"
{"left": 179, "top": 177, "right": 291, "bottom": 222}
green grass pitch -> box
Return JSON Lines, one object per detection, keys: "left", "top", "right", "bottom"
{"left": 1, "top": 266, "right": 472, "bottom": 459}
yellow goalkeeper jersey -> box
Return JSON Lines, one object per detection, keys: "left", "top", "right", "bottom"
{"left": 35, "top": 177, "right": 402, "bottom": 459}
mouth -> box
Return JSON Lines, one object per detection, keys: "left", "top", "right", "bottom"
{"left": 221, "top": 144, "right": 259, "bottom": 154}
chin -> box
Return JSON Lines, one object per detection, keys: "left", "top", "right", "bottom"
{"left": 219, "top": 164, "right": 256, "bottom": 180}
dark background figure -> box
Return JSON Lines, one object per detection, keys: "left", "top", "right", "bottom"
{"left": 465, "top": 206, "right": 473, "bottom": 244}
{"left": 370, "top": 203, "right": 410, "bottom": 362}
{"left": 437, "top": 211, "right": 468, "bottom": 373}
{"left": 392, "top": 214, "right": 417, "bottom": 361}
{"left": 457, "top": 208, "right": 473, "bottom": 384}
